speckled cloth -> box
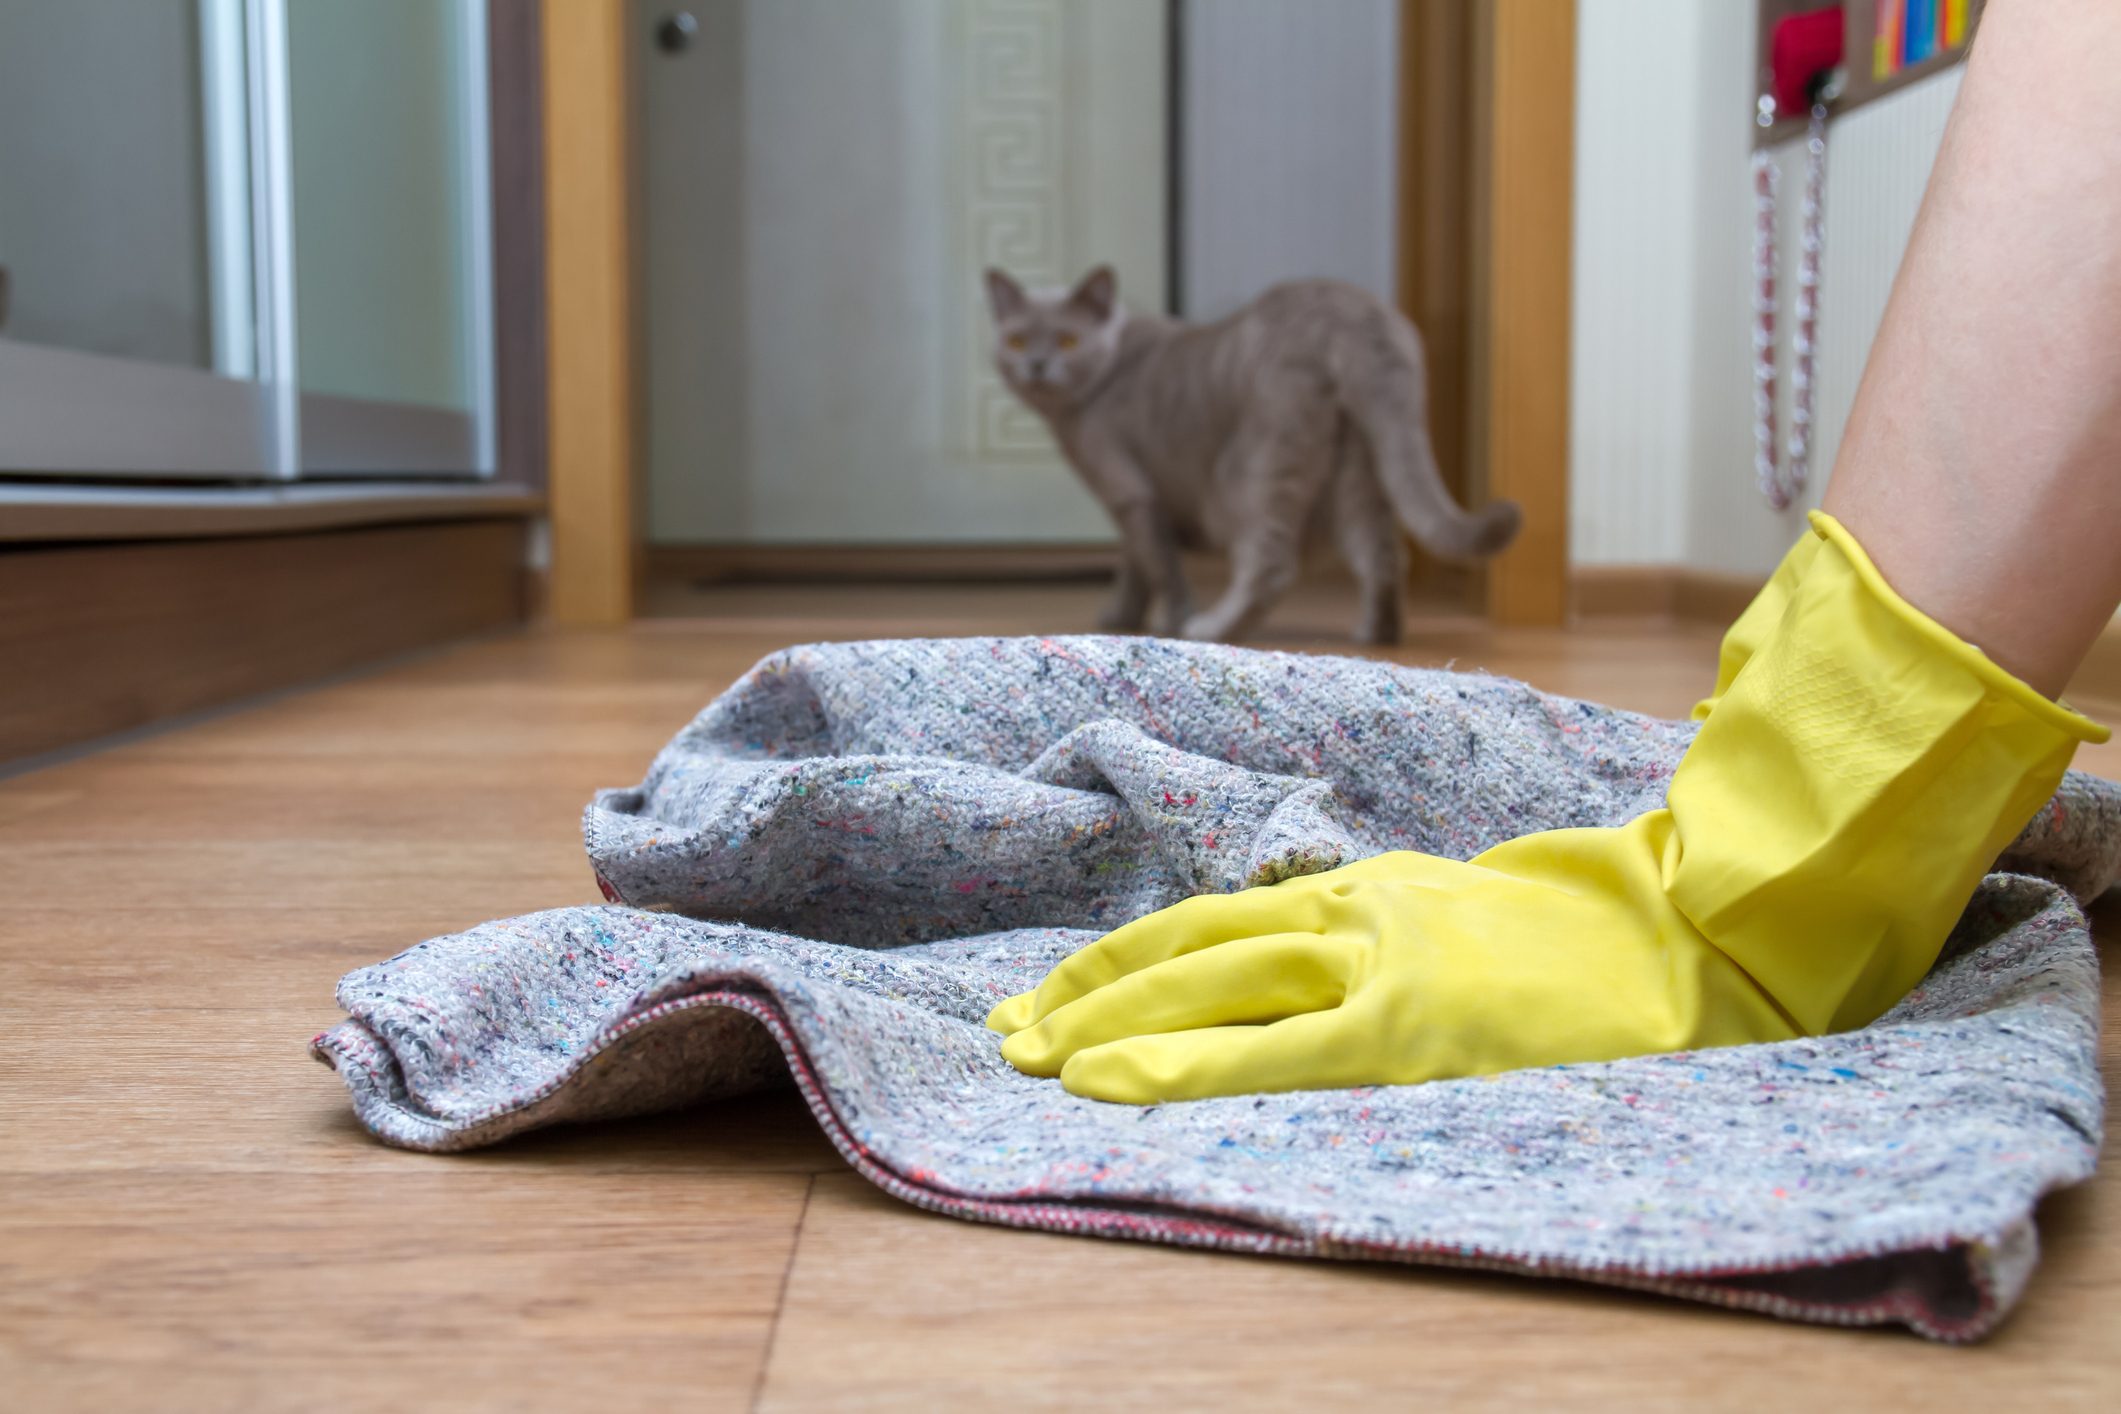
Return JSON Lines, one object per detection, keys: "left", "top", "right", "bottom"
{"left": 314, "top": 637, "right": 2119, "bottom": 1341}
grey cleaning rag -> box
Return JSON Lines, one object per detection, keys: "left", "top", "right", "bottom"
{"left": 314, "top": 636, "right": 2118, "bottom": 1340}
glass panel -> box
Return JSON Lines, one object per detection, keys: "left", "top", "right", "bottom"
{"left": 637, "top": 0, "right": 1167, "bottom": 546}
{"left": 0, "top": 0, "right": 250, "bottom": 376}
{"left": 287, "top": 0, "right": 481, "bottom": 417}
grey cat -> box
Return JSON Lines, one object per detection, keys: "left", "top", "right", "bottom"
{"left": 986, "top": 265, "right": 1520, "bottom": 644}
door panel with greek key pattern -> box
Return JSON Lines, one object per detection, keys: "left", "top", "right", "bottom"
{"left": 639, "top": 0, "right": 1166, "bottom": 545}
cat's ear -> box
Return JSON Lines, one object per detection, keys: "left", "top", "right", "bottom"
{"left": 984, "top": 267, "right": 1029, "bottom": 322}
{"left": 1066, "top": 265, "right": 1118, "bottom": 323}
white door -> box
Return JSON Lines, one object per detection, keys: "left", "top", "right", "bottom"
{"left": 637, "top": 0, "right": 1167, "bottom": 546}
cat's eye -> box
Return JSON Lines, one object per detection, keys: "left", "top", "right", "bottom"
{"left": 1005, "top": 333, "right": 1029, "bottom": 351}
{"left": 1056, "top": 332, "right": 1079, "bottom": 350}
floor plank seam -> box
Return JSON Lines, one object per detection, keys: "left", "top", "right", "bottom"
{"left": 751, "top": 1173, "right": 816, "bottom": 1412}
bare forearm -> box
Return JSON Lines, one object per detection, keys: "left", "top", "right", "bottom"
{"left": 1823, "top": 0, "right": 2121, "bottom": 698}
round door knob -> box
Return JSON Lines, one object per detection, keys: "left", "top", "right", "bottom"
{"left": 656, "top": 12, "right": 697, "bottom": 54}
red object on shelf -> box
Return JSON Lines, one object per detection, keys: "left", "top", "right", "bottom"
{"left": 1772, "top": 5, "right": 1846, "bottom": 113}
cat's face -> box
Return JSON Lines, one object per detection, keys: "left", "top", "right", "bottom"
{"left": 985, "top": 266, "right": 1124, "bottom": 410}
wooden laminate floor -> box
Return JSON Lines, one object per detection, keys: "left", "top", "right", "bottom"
{"left": 4, "top": 580, "right": 2118, "bottom": 1411}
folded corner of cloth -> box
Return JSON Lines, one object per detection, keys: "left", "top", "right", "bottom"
{"left": 314, "top": 635, "right": 2119, "bottom": 1342}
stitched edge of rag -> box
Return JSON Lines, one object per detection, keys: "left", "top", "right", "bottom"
{"left": 312, "top": 875, "right": 2100, "bottom": 1344}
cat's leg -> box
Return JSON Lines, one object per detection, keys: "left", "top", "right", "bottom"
{"left": 1111, "top": 500, "right": 1192, "bottom": 636}
{"left": 1182, "top": 429, "right": 1330, "bottom": 643}
{"left": 1184, "top": 520, "right": 1303, "bottom": 643}
{"left": 1096, "top": 556, "right": 1150, "bottom": 631}
{"left": 1332, "top": 450, "right": 1405, "bottom": 645}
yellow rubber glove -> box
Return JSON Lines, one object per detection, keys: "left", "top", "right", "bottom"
{"left": 990, "top": 513, "right": 2106, "bottom": 1103}
{"left": 1690, "top": 527, "right": 1821, "bottom": 721}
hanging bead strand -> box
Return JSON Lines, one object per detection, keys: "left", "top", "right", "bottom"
{"left": 1752, "top": 102, "right": 1830, "bottom": 513}
{"left": 1751, "top": 141, "right": 1782, "bottom": 508}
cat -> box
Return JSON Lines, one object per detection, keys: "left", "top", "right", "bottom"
{"left": 985, "top": 265, "right": 1520, "bottom": 644}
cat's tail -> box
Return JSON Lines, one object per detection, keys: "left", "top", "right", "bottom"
{"left": 1340, "top": 367, "right": 1522, "bottom": 564}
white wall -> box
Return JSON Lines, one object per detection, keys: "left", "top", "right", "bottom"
{"left": 1571, "top": 1, "right": 1962, "bottom": 577}
{"left": 1568, "top": 0, "right": 1701, "bottom": 567}
{"left": 1178, "top": 0, "right": 1399, "bottom": 320}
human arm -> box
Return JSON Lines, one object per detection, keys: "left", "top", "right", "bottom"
{"left": 1823, "top": 0, "right": 2121, "bottom": 698}
{"left": 990, "top": 0, "right": 2121, "bottom": 1103}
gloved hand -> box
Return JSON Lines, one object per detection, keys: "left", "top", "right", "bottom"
{"left": 990, "top": 513, "right": 2106, "bottom": 1103}
{"left": 1690, "top": 526, "right": 1820, "bottom": 720}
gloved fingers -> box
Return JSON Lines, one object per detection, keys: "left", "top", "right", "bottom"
{"left": 999, "top": 888, "right": 1316, "bottom": 1031}
{"left": 1056, "top": 1007, "right": 1362, "bottom": 1104}
{"left": 984, "top": 989, "right": 1040, "bottom": 1035}
{"left": 996, "top": 931, "right": 1360, "bottom": 1078}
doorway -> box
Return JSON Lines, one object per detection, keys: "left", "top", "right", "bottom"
{"left": 635, "top": 0, "right": 1166, "bottom": 559}
{"left": 579, "top": 0, "right": 1573, "bottom": 626}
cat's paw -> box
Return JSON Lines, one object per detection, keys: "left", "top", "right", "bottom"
{"left": 1143, "top": 600, "right": 1188, "bottom": 638}
{"left": 1354, "top": 602, "right": 1402, "bottom": 647}
{"left": 1095, "top": 603, "right": 1148, "bottom": 632}
{"left": 1179, "top": 611, "right": 1233, "bottom": 643}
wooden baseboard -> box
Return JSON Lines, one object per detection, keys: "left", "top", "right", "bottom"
{"left": 649, "top": 542, "right": 1123, "bottom": 585}
{"left": 0, "top": 482, "right": 541, "bottom": 544}
{"left": 2072, "top": 619, "right": 2121, "bottom": 704}
{"left": 0, "top": 519, "right": 528, "bottom": 766}
{"left": 648, "top": 543, "right": 1487, "bottom": 613}
{"left": 1571, "top": 565, "right": 1764, "bottom": 625}
{"left": 1671, "top": 571, "right": 1771, "bottom": 628}
{"left": 1568, "top": 566, "right": 1680, "bottom": 619}
{"left": 1574, "top": 565, "right": 2121, "bottom": 708}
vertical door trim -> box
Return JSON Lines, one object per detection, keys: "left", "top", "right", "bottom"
{"left": 1396, "top": 0, "right": 1473, "bottom": 510}
{"left": 1480, "top": 0, "right": 1573, "bottom": 626}
{"left": 457, "top": 0, "right": 500, "bottom": 478}
{"left": 245, "top": 0, "right": 301, "bottom": 479}
{"left": 541, "top": 0, "right": 636, "bottom": 624}
{"left": 198, "top": 0, "right": 256, "bottom": 381}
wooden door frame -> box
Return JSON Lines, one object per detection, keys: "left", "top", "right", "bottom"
{"left": 1399, "top": 0, "right": 1574, "bottom": 627}
{"left": 542, "top": 0, "right": 636, "bottom": 626}
{"left": 543, "top": 0, "right": 1574, "bottom": 628}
